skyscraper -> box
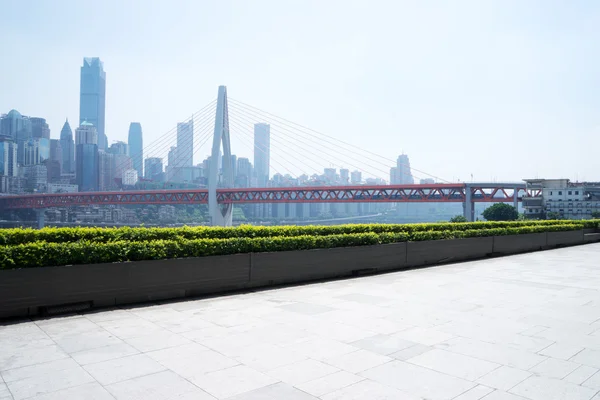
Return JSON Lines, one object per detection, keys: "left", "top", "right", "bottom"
{"left": 340, "top": 168, "right": 349, "bottom": 184}
{"left": 144, "top": 157, "right": 163, "bottom": 181}
{"left": 177, "top": 119, "right": 193, "bottom": 167}
{"left": 30, "top": 117, "right": 50, "bottom": 139}
{"left": 108, "top": 141, "right": 129, "bottom": 156}
{"left": 60, "top": 119, "right": 75, "bottom": 174}
{"left": 22, "top": 138, "right": 50, "bottom": 166}
{"left": 236, "top": 157, "right": 252, "bottom": 187}
{"left": 396, "top": 154, "right": 414, "bottom": 184}
{"left": 128, "top": 123, "right": 143, "bottom": 177}
{"left": 0, "top": 109, "right": 28, "bottom": 141}
{"left": 1, "top": 110, "right": 32, "bottom": 165}
{"left": 75, "top": 122, "right": 99, "bottom": 191}
{"left": 79, "top": 57, "right": 107, "bottom": 151}
{"left": 253, "top": 123, "right": 270, "bottom": 187}
{"left": 0, "top": 136, "right": 17, "bottom": 177}
{"left": 47, "top": 139, "right": 62, "bottom": 183}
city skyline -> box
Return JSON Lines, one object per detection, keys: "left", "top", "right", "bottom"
{"left": 2, "top": 1, "right": 600, "bottom": 182}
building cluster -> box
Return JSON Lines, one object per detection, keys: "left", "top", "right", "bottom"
{"left": 0, "top": 58, "right": 142, "bottom": 194}
{"left": 523, "top": 179, "right": 600, "bottom": 219}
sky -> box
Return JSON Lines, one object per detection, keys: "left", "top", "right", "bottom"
{"left": 1, "top": 0, "right": 599, "bottom": 183}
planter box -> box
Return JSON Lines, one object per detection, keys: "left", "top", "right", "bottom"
{"left": 250, "top": 242, "right": 407, "bottom": 287}
{"left": 492, "top": 233, "right": 547, "bottom": 255}
{"left": 0, "top": 254, "right": 251, "bottom": 318}
{"left": 584, "top": 233, "right": 600, "bottom": 243}
{"left": 406, "top": 237, "right": 494, "bottom": 267}
{"left": 0, "top": 230, "right": 593, "bottom": 320}
{"left": 546, "top": 230, "right": 585, "bottom": 247}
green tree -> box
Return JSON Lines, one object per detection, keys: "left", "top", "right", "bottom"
{"left": 482, "top": 203, "right": 519, "bottom": 221}
{"left": 592, "top": 210, "right": 600, "bottom": 219}
{"left": 546, "top": 211, "right": 561, "bottom": 220}
{"left": 449, "top": 215, "right": 467, "bottom": 223}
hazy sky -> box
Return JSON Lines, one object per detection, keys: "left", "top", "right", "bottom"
{"left": 1, "top": 0, "right": 599, "bottom": 182}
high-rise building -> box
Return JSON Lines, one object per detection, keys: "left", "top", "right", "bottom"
{"left": 98, "top": 151, "right": 115, "bottom": 191}
{"left": 396, "top": 154, "right": 414, "bottom": 184}
{"left": 390, "top": 167, "right": 399, "bottom": 184}
{"left": 166, "top": 146, "right": 179, "bottom": 182}
{"left": 113, "top": 154, "right": 133, "bottom": 185}
{"left": 0, "top": 110, "right": 28, "bottom": 141}
{"left": 1, "top": 110, "right": 32, "bottom": 166}
{"left": 236, "top": 157, "right": 252, "bottom": 188}
{"left": 79, "top": 57, "right": 107, "bottom": 151}
{"left": 351, "top": 170, "right": 362, "bottom": 184}
{"left": 59, "top": 119, "right": 75, "bottom": 174}
{"left": 340, "top": 168, "right": 349, "bottom": 184}
{"left": 230, "top": 154, "right": 237, "bottom": 180}
{"left": 109, "top": 141, "right": 129, "bottom": 156}
{"left": 75, "top": 122, "right": 99, "bottom": 191}
{"left": 144, "top": 157, "right": 163, "bottom": 181}
{"left": 128, "top": 123, "right": 143, "bottom": 177}
{"left": 30, "top": 117, "right": 50, "bottom": 139}
{"left": 50, "top": 139, "right": 62, "bottom": 165}
{"left": 324, "top": 168, "right": 337, "bottom": 184}
{"left": 23, "top": 137, "right": 50, "bottom": 166}
{"left": 22, "top": 164, "right": 47, "bottom": 191}
{"left": 44, "top": 158, "right": 61, "bottom": 183}
{"left": 253, "top": 123, "right": 270, "bottom": 187}
{"left": 177, "top": 119, "right": 193, "bottom": 167}
{"left": 0, "top": 136, "right": 17, "bottom": 177}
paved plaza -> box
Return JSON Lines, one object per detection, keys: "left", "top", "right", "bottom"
{"left": 2, "top": 244, "right": 600, "bottom": 399}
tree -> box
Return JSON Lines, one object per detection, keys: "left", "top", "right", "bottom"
{"left": 547, "top": 211, "right": 562, "bottom": 220}
{"left": 482, "top": 203, "right": 519, "bottom": 221}
{"left": 592, "top": 210, "right": 600, "bottom": 219}
{"left": 450, "top": 215, "right": 467, "bottom": 223}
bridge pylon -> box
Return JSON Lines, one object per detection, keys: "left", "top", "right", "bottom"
{"left": 208, "top": 86, "right": 234, "bottom": 226}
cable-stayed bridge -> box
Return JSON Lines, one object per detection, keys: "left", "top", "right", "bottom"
{"left": 0, "top": 86, "right": 535, "bottom": 226}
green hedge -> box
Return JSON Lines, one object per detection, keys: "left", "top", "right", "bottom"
{"left": 0, "top": 223, "right": 587, "bottom": 269}
{"left": 0, "top": 220, "right": 597, "bottom": 245}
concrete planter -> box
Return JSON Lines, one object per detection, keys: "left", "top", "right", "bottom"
{"left": 492, "top": 233, "right": 547, "bottom": 255}
{"left": 546, "top": 230, "right": 585, "bottom": 247}
{"left": 584, "top": 233, "right": 600, "bottom": 243}
{"left": 249, "top": 242, "right": 407, "bottom": 287}
{"left": 0, "top": 229, "right": 593, "bottom": 319}
{"left": 0, "top": 254, "right": 250, "bottom": 319}
{"left": 406, "top": 237, "right": 494, "bottom": 267}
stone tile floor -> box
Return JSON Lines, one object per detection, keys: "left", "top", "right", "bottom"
{"left": 2, "top": 244, "right": 600, "bottom": 399}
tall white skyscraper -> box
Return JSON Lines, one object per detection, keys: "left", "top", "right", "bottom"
{"left": 396, "top": 154, "right": 414, "bottom": 184}
{"left": 253, "top": 123, "right": 270, "bottom": 187}
{"left": 128, "top": 123, "right": 143, "bottom": 178}
{"left": 177, "top": 119, "right": 194, "bottom": 167}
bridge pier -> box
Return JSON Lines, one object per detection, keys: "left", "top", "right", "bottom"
{"left": 513, "top": 187, "right": 519, "bottom": 211}
{"left": 463, "top": 185, "right": 474, "bottom": 222}
{"left": 35, "top": 209, "right": 46, "bottom": 229}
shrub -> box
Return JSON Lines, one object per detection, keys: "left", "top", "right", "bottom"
{"left": 0, "top": 220, "right": 596, "bottom": 245}
{"left": 0, "top": 223, "right": 588, "bottom": 269}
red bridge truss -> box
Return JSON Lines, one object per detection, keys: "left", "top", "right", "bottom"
{"left": 0, "top": 183, "right": 538, "bottom": 210}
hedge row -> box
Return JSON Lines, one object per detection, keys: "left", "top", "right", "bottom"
{"left": 0, "top": 220, "right": 597, "bottom": 245}
{"left": 0, "top": 223, "right": 585, "bottom": 269}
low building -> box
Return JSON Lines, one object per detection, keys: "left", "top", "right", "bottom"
{"left": 122, "top": 169, "right": 138, "bottom": 186}
{"left": 47, "top": 183, "right": 78, "bottom": 193}
{"left": 523, "top": 178, "right": 600, "bottom": 219}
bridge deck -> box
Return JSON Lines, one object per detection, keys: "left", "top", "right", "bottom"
{"left": 2, "top": 244, "right": 600, "bottom": 399}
